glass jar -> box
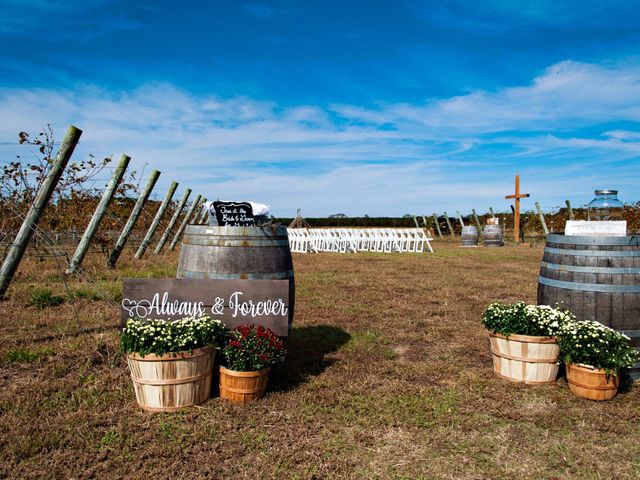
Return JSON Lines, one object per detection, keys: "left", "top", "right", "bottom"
{"left": 587, "top": 190, "right": 624, "bottom": 221}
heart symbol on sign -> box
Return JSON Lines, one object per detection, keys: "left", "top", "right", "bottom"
{"left": 134, "top": 300, "right": 151, "bottom": 318}
{"left": 121, "top": 298, "right": 137, "bottom": 317}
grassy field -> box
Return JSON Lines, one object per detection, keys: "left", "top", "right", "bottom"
{"left": 1, "top": 239, "right": 638, "bottom": 479}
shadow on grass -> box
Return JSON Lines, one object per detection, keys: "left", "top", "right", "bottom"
{"left": 269, "top": 324, "right": 351, "bottom": 393}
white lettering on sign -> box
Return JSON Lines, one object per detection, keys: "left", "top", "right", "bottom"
{"left": 565, "top": 220, "right": 627, "bottom": 237}
{"left": 228, "top": 291, "right": 288, "bottom": 318}
{"left": 121, "top": 292, "right": 206, "bottom": 319}
{"left": 121, "top": 291, "right": 288, "bottom": 320}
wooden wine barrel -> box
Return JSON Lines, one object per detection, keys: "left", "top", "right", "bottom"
{"left": 127, "top": 347, "right": 214, "bottom": 412}
{"left": 461, "top": 226, "right": 478, "bottom": 247}
{"left": 537, "top": 233, "right": 640, "bottom": 379}
{"left": 482, "top": 224, "right": 503, "bottom": 247}
{"left": 177, "top": 225, "right": 295, "bottom": 333}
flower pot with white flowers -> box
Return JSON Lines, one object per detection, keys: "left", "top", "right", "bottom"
{"left": 219, "top": 324, "right": 287, "bottom": 404}
{"left": 482, "top": 302, "right": 574, "bottom": 384}
{"left": 557, "top": 320, "right": 638, "bottom": 401}
{"left": 120, "top": 316, "right": 226, "bottom": 412}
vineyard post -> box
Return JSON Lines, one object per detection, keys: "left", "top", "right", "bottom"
{"left": 154, "top": 188, "right": 191, "bottom": 254}
{"left": 200, "top": 211, "right": 210, "bottom": 225}
{"left": 472, "top": 208, "right": 482, "bottom": 232}
{"left": 66, "top": 154, "right": 131, "bottom": 274}
{"left": 443, "top": 211, "right": 454, "bottom": 235}
{"left": 169, "top": 194, "right": 202, "bottom": 251}
{"left": 535, "top": 201, "right": 549, "bottom": 236}
{"left": 432, "top": 214, "right": 443, "bottom": 237}
{"left": 107, "top": 170, "right": 160, "bottom": 268}
{"left": 565, "top": 200, "right": 574, "bottom": 220}
{"left": 0, "top": 125, "right": 82, "bottom": 299}
{"left": 134, "top": 181, "right": 178, "bottom": 259}
{"left": 489, "top": 207, "right": 496, "bottom": 219}
{"left": 196, "top": 199, "right": 209, "bottom": 224}
{"left": 456, "top": 211, "right": 465, "bottom": 227}
{"left": 412, "top": 216, "right": 420, "bottom": 229}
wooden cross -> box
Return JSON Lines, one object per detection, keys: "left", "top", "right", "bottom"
{"left": 505, "top": 174, "right": 530, "bottom": 243}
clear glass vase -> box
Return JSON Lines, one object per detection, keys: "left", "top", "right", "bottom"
{"left": 587, "top": 190, "right": 624, "bottom": 221}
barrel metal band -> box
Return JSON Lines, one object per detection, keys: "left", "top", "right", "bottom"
{"left": 540, "top": 261, "right": 640, "bottom": 275}
{"left": 183, "top": 238, "right": 290, "bottom": 247}
{"left": 178, "top": 269, "right": 294, "bottom": 280}
{"left": 538, "top": 276, "right": 640, "bottom": 293}
{"left": 544, "top": 247, "right": 640, "bottom": 257}
{"left": 547, "top": 234, "right": 640, "bottom": 246}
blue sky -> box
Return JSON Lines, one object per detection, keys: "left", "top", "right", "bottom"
{"left": 1, "top": 0, "right": 639, "bottom": 216}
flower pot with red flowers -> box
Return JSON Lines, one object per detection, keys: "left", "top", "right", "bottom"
{"left": 219, "top": 324, "right": 286, "bottom": 404}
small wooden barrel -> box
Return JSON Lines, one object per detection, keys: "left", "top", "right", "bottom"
{"left": 461, "top": 226, "right": 478, "bottom": 247}
{"left": 177, "top": 225, "right": 295, "bottom": 334}
{"left": 127, "top": 347, "right": 214, "bottom": 412}
{"left": 489, "top": 332, "right": 560, "bottom": 384}
{"left": 219, "top": 366, "right": 270, "bottom": 403}
{"left": 482, "top": 224, "right": 503, "bottom": 247}
{"left": 566, "top": 363, "right": 618, "bottom": 401}
{"left": 537, "top": 234, "right": 640, "bottom": 380}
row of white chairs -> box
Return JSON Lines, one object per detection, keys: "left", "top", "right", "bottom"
{"left": 287, "top": 228, "right": 434, "bottom": 254}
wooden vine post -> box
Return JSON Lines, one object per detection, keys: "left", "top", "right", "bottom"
{"left": 412, "top": 216, "right": 420, "bottom": 229}
{"left": 134, "top": 181, "right": 178, "bottom": 259}
{"left": 535, "top": 201, "right": 549, "bottom": 236}
{"left": 154, "top": 188, "right": 192, "bottom": 254}
{"left": 66, "top": 154, "right": 130, "bottom": 274}
{"left": 472, "top": 208, "right": 482, "bottom": 232}
{"left": 565, "top": 200, "right": 574, "bottom": 220}
{"left": 0, "top": 125, "right": 82, "bottom": 299}
{"left": 432, "top": 213, "right": 443, "bottom": 237}
{"left": 505, "top": 174, "right": 530, "bottom": 243}
{"left": 457, "top": 211, "right": 465, "bottom": 227}
{"left": 107, "top": 170, "right": 161, "bottom": 268}
{"left": 169, "top": 194, "right": 202, "bottom": 251}
{"left": 442, "top": 212, "right": 454, "bottom": 235}
{"left": 489, "top": 207, "right": 496, "bottom": 219}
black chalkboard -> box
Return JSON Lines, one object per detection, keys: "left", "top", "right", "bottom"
{"left": 211, "top": 201, "right": 255, "bottom": 226}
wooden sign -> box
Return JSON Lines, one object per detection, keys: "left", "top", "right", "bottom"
{"left": 565, "top": 220, "right": 627, "bottom": 237}
{"left": 211, "top": 201, "right": 254, "bottom": 226}
{"left": 121, "top": 278, "right": 290, "bottom": 336}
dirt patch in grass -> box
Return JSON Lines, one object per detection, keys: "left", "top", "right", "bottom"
{"left": 0, "top": 242, "right": 638, "bottom": 479}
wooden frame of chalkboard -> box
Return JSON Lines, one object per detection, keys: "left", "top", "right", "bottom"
{"left": 211, "top": 201, "right": 255, "bottom": 226}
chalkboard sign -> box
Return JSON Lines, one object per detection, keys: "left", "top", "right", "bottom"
{"left": 211, "top": 201, "right": 255, "bottom": 226}
{"left": 121, "top": 278, "right": 290, "bottom": 336}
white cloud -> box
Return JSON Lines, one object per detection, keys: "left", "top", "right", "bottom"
{"left": 0, "top": 60, "right": 639, "bottom": 216}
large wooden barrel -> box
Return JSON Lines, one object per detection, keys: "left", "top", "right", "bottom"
{"left": 537, "top": 233, "right": 640, "bottom": 379}
{"left": 482, "top": 224, "right": 503, "bottom": 247}
{"left": 461, "top": 226, "right": 478, "bottom": 247}
{"left": 177, "top": 225, "right": 295, "bottom": 333}
{"left": 127, "top": 347, "right": 214, "bottom": 412}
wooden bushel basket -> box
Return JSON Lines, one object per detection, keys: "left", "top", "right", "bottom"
{"left": 219, "top": 366, "right": 270, "bottom": 404}
{"left": 126, "top": 346, "right": 214, "bottom": 412}
{"left": 566, "top": 363, "right": 619, "bottom": 401}
{"left": 489, "top": 332, "right": 560, "bottom": 384}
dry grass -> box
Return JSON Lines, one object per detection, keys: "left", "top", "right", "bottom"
{"left": 1, "top": 239, "right": 639, "bottom": 479}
